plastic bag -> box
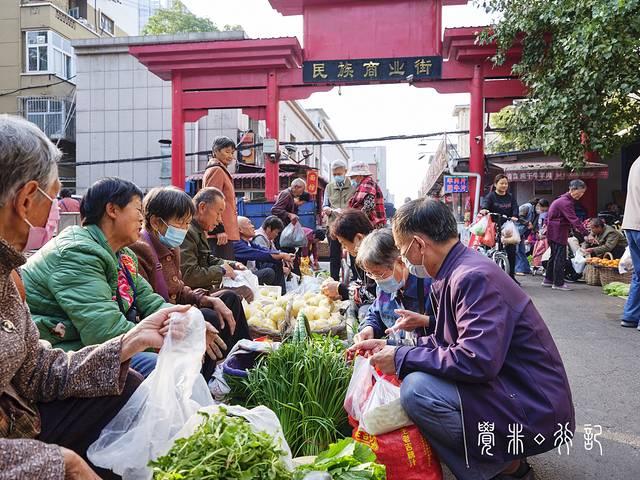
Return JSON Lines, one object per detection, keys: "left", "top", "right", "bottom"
{"left": 280, "top": 221, "right": 307, "bottom": 249}
{"left": 501, "top": 220, "right": 521, "bottom": 245}
{"left": 222, "top": 269, "right": 260, "bottom": 299}
{"left": 176, "top": 404, "right": 294, "bottom": 471}
{"left": 360, "top": 371, "right": 412, "bottom": 436}
{"left": 88, "top": 308, "right": 213, "bottom": 480}
{"left": 620, "top": 246, "right": 634, "bottom": 274}
{"left": 571, "top": 249, "right": 587, "bottom": 274}
{"left": 480, "top": 216, "right": 496, "bottom": 248}
{"left": 344, "top": 356, "right": 375, "bottom": 422}
{"left": 469, "top": 215, "right": 488, "bottom": 236}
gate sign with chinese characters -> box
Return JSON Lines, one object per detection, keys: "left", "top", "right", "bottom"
{"left": 303, "top": 57, "right": 442, "bottom": 83}
{"left": 444, "top": 175, "right": 469, "bottom": 194}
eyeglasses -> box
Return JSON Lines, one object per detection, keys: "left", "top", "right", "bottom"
{"left": 399, "top": 237, "right": 416, "bottom": 260}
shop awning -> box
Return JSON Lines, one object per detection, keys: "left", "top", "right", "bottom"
{"left": 489, "top": 159, "right": 609, "bottom": 182}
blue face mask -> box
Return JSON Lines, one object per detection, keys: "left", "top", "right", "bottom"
{"left": 376, "top": 274, "right": 405, "bottom": 294}
{"left": 351, "top": 180, "right": 358, "bottom": 188}
{"left": 158, "top": 220, "right": 188, "bottom": 249}
{"left": 334, "top": 175, "right": 345, "bottom": 184}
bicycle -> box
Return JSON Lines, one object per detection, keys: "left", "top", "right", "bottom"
{"left": 474, "top": 213, "right": 513, "bottom": 275}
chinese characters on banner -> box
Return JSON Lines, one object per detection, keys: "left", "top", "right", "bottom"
{"left": 504, "top": 169, "right": 608, "bottom": 182}
{"left": 303, "top": 56, "right": 443, "bottom": 83}
{"left": 477, "top": 422, "right": 603, "bottom": 457}
{"left": 443, "top": 175, "right": 469, "bottom": 194}
{"left": 306, "top": 170, "right": 319, "bottom": 195}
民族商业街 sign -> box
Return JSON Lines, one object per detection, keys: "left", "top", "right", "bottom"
{"left": 303, "top": 57, "right": 442, "bottom": 83}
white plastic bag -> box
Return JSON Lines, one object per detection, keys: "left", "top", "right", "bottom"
{"left": 343, "top": 357, "right": 412, "bottom": 435}
{"left": 176, "top": 404, "right": 294, "bottom": 471}
{"left": 469, "top": 216, "right": 488, "bottom": 236}
{"left": 222, "top": 269, "right": 260, "bottom": 299}
{"left": 571, "top": 250, "right": 587, "bottom": 274}
{"left": 620, "top": 246, "right": 634, "bottom": 274}
{"left": 280, "top": 221, "right": 307, "bottom": 249}
{"left": 343, "top": 356, "right": 375, "bottom": 422}
{"left": 88, "top": 308, "right": 213, "bottom": 480}
{"left": 501, "top": 220, "right": 521, "bottom": 245}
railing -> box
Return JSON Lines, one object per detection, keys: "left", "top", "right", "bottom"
{"left": 18, "top": 96, "right": 76, "bottom": 142}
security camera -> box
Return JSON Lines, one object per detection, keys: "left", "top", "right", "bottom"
{"left": 406, "top": 74, "right": 414, "bottom": 84}
{"left": 474, "top": 135, "right": 482, "bottom": 143}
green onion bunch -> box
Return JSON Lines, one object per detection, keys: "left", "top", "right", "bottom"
{"left": 242, "top": 335, "right": 352, "bottom": 457}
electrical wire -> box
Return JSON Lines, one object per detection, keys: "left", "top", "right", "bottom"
{"left": 0, "top": 76, "right": 77, "bottom": 97}
{"left": 57, "top": 128, "right": 490, "bottom": 167}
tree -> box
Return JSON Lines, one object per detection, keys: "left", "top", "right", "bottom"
{"left": 143, "top": 0, "right": 220, "bottom": 35}
{"left": 486, "top": 106, "right": 534, "bottom": 154}
{"left": 478, "top": 0, "right": 640, "bottom": 169}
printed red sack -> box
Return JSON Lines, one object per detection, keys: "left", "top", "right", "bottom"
{"left": 353, "top": 423, "right": 443, "bottom": 480}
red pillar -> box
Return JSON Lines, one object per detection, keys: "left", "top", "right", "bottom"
{"left": 171, "top": 72, "right": 185, "bottom": 188}
{"left": 583, "top": 178, "right": 599, "bottom": 217}
{"left": 265, "top": 70, "right": 280, "bottom": 201}
{"left": 469, "top": 64, "right": 485, "bottom": 212}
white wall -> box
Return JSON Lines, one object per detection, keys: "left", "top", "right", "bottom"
{"left": 75, "top": 48, "right": 243, "bottom": 192}
{"left": 279, "top": 102, "right": 321, "bottom": 169}
{"left": 96, "top": 0, "right": 140, "bottom": 36}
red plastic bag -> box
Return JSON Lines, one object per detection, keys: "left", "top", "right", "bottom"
{"left": 352, "top": 423, "right": 443, "bottom": 480}
{"left": 480, "top": 216, "right": 496, "bottom": 248}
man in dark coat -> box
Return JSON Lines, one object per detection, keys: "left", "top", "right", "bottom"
{"left": 350, "top": 198, "right": 574, "bottom": 480}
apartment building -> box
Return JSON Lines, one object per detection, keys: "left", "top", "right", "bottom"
{"left": 0, "top": 0, "right": 136, "bottom": 187}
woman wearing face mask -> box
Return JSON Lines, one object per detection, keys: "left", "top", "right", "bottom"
{"left": 0, "top": 114, "right": 195, "bottom": 479}
{"left": 480, "top": 173, "right": 520, "bottom": 281}
{"left": 23, "top": 178, "right": 227, "bottom": 380}
{"left": 353, "top": 228, "right": 433, "bottom": 344}
{"left": 320, "top": 209, "right": 376, "bottom": 304}
{"left": 129, "top": 186, "right": 251, "bottom": 379}
{"left": 202, "top": 136, "right": 239, "bottom": 260}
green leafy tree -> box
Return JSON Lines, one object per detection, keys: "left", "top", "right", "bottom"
{"left": 478, "top": 0, "right": 640, "bottom": 169}
{"left": 143, "top": 0, "right": 219, "bottom": 35}
{"left": 486, "top": 106, "right": 534, "bottom": 153}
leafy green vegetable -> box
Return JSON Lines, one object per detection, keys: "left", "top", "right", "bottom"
{"left": 234, "top": 335, "right": 352, "bottom": 457}
{"left": 149, "top": 408, "right": 293, "bottom": 480}
{"left": 295, "top": 439, "right": 386, "bottom": 480}
{"left": 603, "top": 282, "right": 630, "bottom": 297}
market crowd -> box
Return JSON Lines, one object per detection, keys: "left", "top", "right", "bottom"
{"left": 1, "top": 113, "right": 637, "bottom": 479}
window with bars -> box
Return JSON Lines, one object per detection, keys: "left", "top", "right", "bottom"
{"left": 25, "top": 30, "right": 75, "bottom": 80}
{"left": 100, "top": 13, "right": 115, "bottom": 35}
{"left": 20, "top": 97, "right": 74, "bottom": 141}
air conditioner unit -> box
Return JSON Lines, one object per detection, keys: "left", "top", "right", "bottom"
{"left": 68, "top": 7, "right": 80, "bottom": 19}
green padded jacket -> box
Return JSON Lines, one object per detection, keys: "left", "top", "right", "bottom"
{"left": 22, "top": 224, "right": 171, "bottom": 351}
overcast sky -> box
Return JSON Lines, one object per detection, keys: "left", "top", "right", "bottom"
{"left": 182, "top": 0, "right": 493, "bottom": 205}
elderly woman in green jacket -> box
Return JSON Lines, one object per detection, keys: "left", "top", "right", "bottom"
{"left": 23, "top": 177, "right": 226, "bottom": 378}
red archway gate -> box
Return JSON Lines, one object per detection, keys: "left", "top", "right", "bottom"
{"left": 130, "top": 0, "right": 525, "bottom": 206}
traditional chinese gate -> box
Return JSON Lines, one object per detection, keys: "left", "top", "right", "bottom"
{"left": 130, "top": 0, "right": 526, "bottom": 208}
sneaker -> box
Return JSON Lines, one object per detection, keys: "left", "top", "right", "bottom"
{"left": 515, "top": 272, "right": 526, "bottom": 276}
{"left": 552, "top": 284, "right": 573, "bottom": 291}
{"left": 541, "top": 280, "right": 553, "bottom": 288}
{"left": 621, "top": 320, "right": 639, "bottom": 328}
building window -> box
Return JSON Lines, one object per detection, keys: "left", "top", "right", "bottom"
{"left": 100, "top": 13, "right": 115, "bottom": 35}
{"left": 21, "top": 96, "right": 74, "bottom": 141}
{"left": 25, "top": 30, "right": 75, "bottom": 80}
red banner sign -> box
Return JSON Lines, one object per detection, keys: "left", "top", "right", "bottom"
{"left": 306, "top": 170, "right": 319, "bottom": 195}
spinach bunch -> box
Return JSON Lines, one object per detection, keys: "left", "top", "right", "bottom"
{"left": 150, "top": 409, "right": 293, "bottom": 480}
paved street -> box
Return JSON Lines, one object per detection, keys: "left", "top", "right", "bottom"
{"left": 443, "top": 275, "right": 640, "bottom": 480}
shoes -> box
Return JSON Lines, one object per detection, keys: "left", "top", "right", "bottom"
{"left": 492, "top": 460, "right": 536, "bottom": 479}
{"left": 552, "top": 284, "right": 573, "bottom": 291}
{"left": 564, "top": 278, "right": 577, "bottom": 284}
{"left": 515, "top": 272, "right": 527, "bottom": 276}
{"left": 541, "top": 280, "right": 553, "bottom": 288}
{"left": 620, "top": 320, "right": 639, "bottom": 328}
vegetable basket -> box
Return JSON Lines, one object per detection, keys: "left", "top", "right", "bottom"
{"left": 583, "top": 264, "right": 601, "bottom": 286}
{"left": 600, "top": 266, "right": 632, "bottom": 286}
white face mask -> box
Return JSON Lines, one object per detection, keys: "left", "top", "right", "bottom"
{"left": 401, "top": 237, "right": 430, "bottom": 279}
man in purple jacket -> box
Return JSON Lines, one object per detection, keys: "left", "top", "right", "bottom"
{"left": 543, "top": 180, "right": 589, "bottom": 291}
{"left": 350, "top": 199, "right": 574, "bottom": 480}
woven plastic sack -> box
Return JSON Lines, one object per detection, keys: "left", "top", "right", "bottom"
{"left": 87, "top": 308, "right": 213, "bottom": 480}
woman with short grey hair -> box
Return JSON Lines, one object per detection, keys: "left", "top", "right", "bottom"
{"left": 354, "top": 228, "right": 432, "bottom": 344}
{"left": 0, "top": 114, "right": 191, "bottom": 479}
{"left": 544, "top": 179, "right": 590, "bottom": 290}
